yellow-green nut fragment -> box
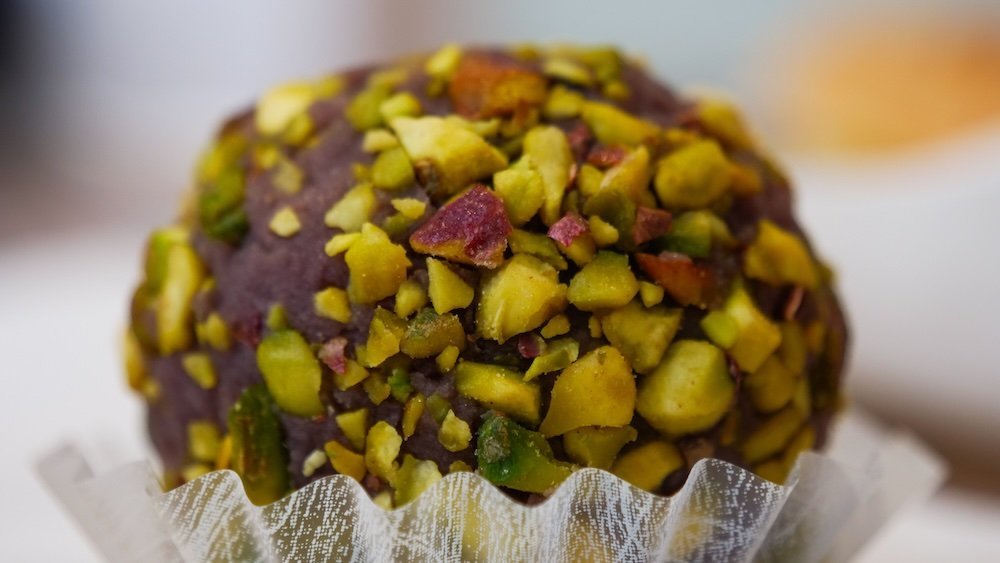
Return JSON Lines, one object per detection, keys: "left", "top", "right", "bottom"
{"left": 524, "top": 338, "right": 579, "bottom": 381}
{"left": 588, "top": 215, "right": 620, "bottom": 246}
{"left": 394, "top": 278, "right": 428, "bottom": 318}
{"left": 539, "top": 314, "right": 570, "bottom": 338}
{"left": 597, "top": 146, "right": 655, "bottom": 207}
{"left": 567, "top": 251, "right": 638, "bottom": 312}
{"left": 402, "top": 394, "right": 425, "bottom": 438}
{"left": 696, "top": 97, "right": 755, "bottom": 150}
{"left": 611, "top": 441, "right": 684, "bottom": 492}
{"left": 507, "top": 229, "right": 568, "bottom": 270}
{"left": 362, "top": 128, "right": 399, "bottom": 153}
{"left": 563, "top": 426, "right": 637, "bottom": 470}
{"left": 156, "top": 236, "right": 206, "bottom": 355}
{"left": 346, "top": 84, "right": 392, "bottom": 131}
{"left": 454, "top": 361, "right": 541, "bottom": 425}
{"left": 705, "top": 283, "right": 782, "bottom": 373}
{"left": 255, "top": 80, "right": 317, "bottom": 137}
{"left": 332, "top": 359, "right": 370, "bottom": 391}
{"left": 426, "top": 258, "right": 474, "bottom": 314}
{"left": 379, "top": 91, "right": 422, "bottom": 122}
{"left": 324, "top": 183, "right": 376, "bottom": 232}
{"left": 543, "top": 57, "right": 594, "bottom": 87}
{"left": 638, "top": 281, "right": 665, "bottom": 307}
{"left": 187, "top": 420, "right": 221, "bottom": 462}
{"left": 265, "top": 303, "right": 289, "bottom": 331}
{"left": 522, "top": 125, "right": 573, "bottom": 225}
{"left": 581, "top": 101, "right": 660, "bottom": 146}
{"left": 371, "top": 147, "right": 415, "bottom": 191}
{"left": 395, "top": 455, "right": 443, "bottom": 506}
{"left": 741, "top": 406, "right": 805, "bottom": 464}
{"left": 256, "top": 330, "right": 325, "bottom": 417}
{"left": 436, "top": 345, "right": 460, "bottom": 372}
{"left": 314, "top": 287, "right": 352, "bottom": 323}
{"left": 476, "top": 254, "right": 568, "bottom": 343}
{"left": 324, "top": 233, "right": 360, "bottom": 257}
{"left": 425, "top": 43, "right": 463, "bottom": 79}
{"left": 743, "top": 220, "right": 818, "bottom": 289}
{"left": 325, "top": 440, "right": 367, "bottom": 482}
{"left": 539, "top": 346, "right": 636, "bottom": 437}
{"left": 268, "top": 206, "right": 301, "bottom": 237}
{"left": 543, "top": 84, "right": 585, "bottom": 120}
{"left": 196, "top": 313, "right": 231, "bottom": 351}
{"left": 636, "top": 340, "right": 735, "bottom": 436}
{"left": 493, "top": 168, "right": 545, "bottom": 226}
{"left": 390, "top": 197, "right": 427, "bottom": 220}
{"left": 438, "top": 409, "right": 473, "bottom": 452}
{"left": 365, "top": 421, "right": 403, "bottom": 484}
{"left": 654, "top": 139, "right": 731, "bottom": 209}
{"left": 344, "top": 223, "right": 411, "bottom": 305}
{"left": 182, "top": 352, "right": 217, "bottom": 389}
{"left": 400, "top": 308, "right": 466, "bottom": 359}
{"left": 745, "top": 355, "right": 797, "bottom": 413}
{"left": 335, "top": 408, "right": 370, "bottom": 451}
{"left": 365, "top": 308, "right": 406, "bottom": 367}
{"left": 600, "top": 300, "right": 682, "bottom": 374}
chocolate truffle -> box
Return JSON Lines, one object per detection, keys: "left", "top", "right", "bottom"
{"left": 124, "top": 44, "right": 848, "bottom": 507}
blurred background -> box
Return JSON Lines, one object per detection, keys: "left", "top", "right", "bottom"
{"left": 2, "top": 0, "right": 999, "bottom": 559}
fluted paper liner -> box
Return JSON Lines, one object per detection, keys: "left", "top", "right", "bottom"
{"left": 39, "top": 411, "right": 943, "bottom": 562}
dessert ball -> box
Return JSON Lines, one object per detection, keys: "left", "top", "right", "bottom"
{"left": 124, "top": 45, "right": 848, "bottom": 506}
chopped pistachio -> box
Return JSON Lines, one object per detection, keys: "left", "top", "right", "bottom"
{"left": 493, "top": 168, "right": 545, "bottom": 226}
{"left": 588, "top": 316, "right": 603, "bottom": 338}
{"left": 636, "top": 340, "right": 735, "bottom": 436}
{"left": 215, "top": 435, "right": 232, "bottom": 470}
{"left": 365, "top": 421, "right": 403, "bottom": 484}
{"left": 792, "top": 376, "right": 812, "bottom": 418}
{"left": 271, "top": 155, "right": 304, "bottom": 195}
{"left": 362, "top": 128, "right": 400, "bottom": 153}
{"left": 390, "top": 198, "right": 427, "bottom": 220}
{"left": 324, "top": 232, "right": 360, "bottom": 257}
{"left": 188, "top": 420, "right": 221, "bottom": 462}
{"left": 742, "top": 406, "right": 805, "bottom": 464}
{"left": 436, "top": 345, "right": 461, "bottom": 372}
{"left": 543, "top": 85, "right": 585, "bottom": 120}
{"left": 524, "top": 338, "right": 580, "bottom": 381}
{"left": 638, "top": 281, "right": 665, "bottom": 307}
{"left": 332, "top": 359, "right": 370, "bottom": 391}
{"left": 265, "top": 303, "right": 288, "bottom": 331}
{"left": 597, "top": 146, "right": 655, "bottom": 207}
{"left": 196, "top": 313, "right": 231, "bottom": 351}
{"left": 602, "top": 80, "right": 630, "bottom": 101}
{"left": 779, "top": 322, "right": 808, "bottom": 375}
{"left": 400, "top": 308, "right": 466, "bottom": 359}
{"left": 371, "top": 147, "right": 415, "bottom": 191}
{"left": 508, "top": 229, "right": 568, "bottom": 270}
{"left": 402, "top": 394, "right": 425, "bottom": 439}
{"left": 438, "top": 409, "right": 473, "bottom": 452}
{"left": 198, "top": 165, "right": 249, "bottom": 243}
{"left": 123, "top": 329, "right": 148, "bottom": 393}
{"left": 324, "top": 183, "right": 376, "bottom": 232}
{"left": 539, "top": 314, "right": 570, "bottom": 338}
{"left": 346, "top": 84, "right": 392, "bottom": 131}
{"left": 700, "top": 310, "right": 739, "bottom": 349}
{"left": 449, "top": 460, "right": 472, "bottom": 473}
{"left": 394, "top": 278, "right": 428, "bottom": 318}
{"left": 426, "top": 394, "right": 451, "bottom": 424}
{"left": 363, "top": 371, "right": 392, "bottom": 405}
{"left": 395, "top": 455, "right": 443, "bottom": 506}
{"left": 345, "top": 223, "right": 411, "bottom": 304}
{"left": 539, "top": 346, "right": 636, "bottom": 437}
{"left": 697, "top": 98, "right": 754, "bottom": 149}
{"left": 581, "top": 188, "right": 637, "bottom": 250}
{"left": 182, "top": 352, "right": 217, "bottom": 389}
{"left": 476, "top": 254, "right": 568, "bottom": 343}
{"left": 454, "top": 361, "right": 541, "bottom": 425}
{"left": 543, "top": 57, "right": 593, "bottom": 86}
{"left": 227, "top": 385, "right": 290, "bottom": 505}
{"left": 588, "top": 215, "right": 620, "bottom": 246}
{"left": 352, "top": 163, "right": 371, "bottom": 181}
{"left": 365, "top": 308, "right": 406, "bottom": 367}
{"left": 390, "top": 116, "right": 508, "bottom": 198}
{"left": 563, "top": 426, "right": 637, "bottom": 470}
{"left": 425, "top": 43, "right": 463, "bottom": 78}
{"left": 522, "top": 125, "right": 573, "bottom": 224}
{"left": 611, "top": 441, "right": 683, "bottom": 492}
{"left": 577, "top": 164, "right": 605, "bottom": 198}
{"left": 181, "top": 462, "right": 212, "bottom": 482}
{"left": 654, "top": 140, "right": 731, "bottom": 209}
{"left": 255, "top": 80, "right": 317, "bottom": 137}
{"left": 325, "top": 440, "right": 367, "bottom": 482}
{"left": 744, "top": 220, "right": 818, "bottom": 288}
{"left": 567, "top": 251, "right": 638, "bottom": 311}
{"left": 335, "top": 408, "right": 369, "bottom": 451}
{"left": 581, "top": 101, "right": 659, "bottom": 146}
{"left": 314, "top": 287, "right": 352, "bottom": 323}
{"left": 557, "top": 232, "right": 597, "bottom": 267}
{"left": 268, "top": 206, "right": 301, "bottom": 237}
{"left": 745, "top": 355, "right": 797, "bottom": 413}
{"left": 155, "top": 236, "right": 205, "bottom": 355}
{"left": 257, "top": 330, "right": 325, "bottom": 417}
{"left": 476, "top": 414, "right": 575, "bottom": 494}
{"left": 379, "top": 92, "right": 422, "bottom": 122}
{"left": 600, "top": 300, "right": 682, "bottom": 374}
{"left": 387, "top": 365, "right": 413, "bottom": 402}
{"left": 301, "top": 449, "right": 328, "bottom": 477}
{"left": 661, "top": 210, "right": 733, "bottom": 258}
{"left": 706, "top": 283, "right": 782, "bottom": 373}
{"left": 426, "top": 258, "right": 474, "bottom": 314}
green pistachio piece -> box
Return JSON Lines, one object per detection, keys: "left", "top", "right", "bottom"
{"left": 390, "top": 116, "right": 508, "bottom": 199}
{"left": 454, "top": 361, "right": 541, "bottom": 425}
{"left": 335, "top": 408, "right": 369, "bottom": 451}
{"left": 402, "top": 394, "right": 425, "bottom": 438}
{"left": 395, "top": 454, "right": 443, "bottom": 506}
{"left": 255, "top": 80, "right": 321, "bottom": 137}
{"left": 364, "top": 370, "right": 392, "bottom": 405}
{"left": 543, "top": 85, "right": 585, "bottom": 120}
{"left": 256, "top": 330, "right": 325, "bottom": 417}
{"left": 268, "top": 206, "right": 301, "bottom": 237}
{"left": 227, "top": 385, "right": 290, "bottom": 505}
{"left": 332, "top": 359, "right": 370, "bottom": 391}
{"left": 476, "top": 414, "right": 575, "bottom": 494}
{"left": 364, "top": 308, "right": 407, "bottom": 367}
{"left": 577, "top": 164, "right": 605, "bottom": 198}
{"left": 394, "top": 278, "right": 428, "bottom": 318}
{"left": 438, "top": 409, "right": 473, "bottom": 452}
{"left": 741, "top": 406, "right": 805, "bottom": 464}
{"left": 379, "top": 92, "right": 422, "bottom": 122}
{"left": 426, "top": 394, "right": 452, "bottom": 424}
{"left": 425, "top": 43, "right": 463, "bottom": 79}
{"left": 636, "top": 340, "right": 735, "bottom": 436}
{"left": 696, "top": 98, "right": 754, "bottom": 150}
{"left": 638, "top": 281, "right": 664, "bottom": 307}
{"left": 563, "top": 426, "right": 637, "bottom": 470}
{"left": 600, "top": 300, "right": 682, "bottom": 374}
{"left": 660, "top": 210, "right": 734, "bottom": 258}
{"left": 539, "top": 346, "right": 636, "bottom": 437}
{"left": 362, "top": 128, "right": 400, "bottom": 153}
{"left": 187, "top": 420, "right": 221, "bottom": 462}
{"left": 196, "top": 313, "right": 231, "bottom": 351}
{"left": 588, "top": 214, "right": 621, "bottom": 247}
{"left": 704, "top": 283, "right": 782, "bottom": 373}
{"left": 744, "top": 220, "right": 818, "bottom": 288}
{"left": 745, "top": 355, "right": 797, "bottom": 413}
{"left": 198, "top": 163, "right": 248, "bottom": 242}
{"left": 314, "top": 287, "right": 352, "bottom": 323}
{"left": 436, "top": 345, "right": 460, "bottom": 372}
{"left": 543, "top": 57, "right": 594, "bottom": 86}
{"left": 522, "top": 125, "right": 573, "bottom": 225}
{"left": 271, "top": 154, "right": 303, "bottom": 195}
{"left": 387, "top": 365, "right": 413, "bottom": 402}
{"left": 596, "top": 146, "right": 656, "bottom": 207}
{"left": 399, "top": 308, "right": 466, "bottom": 359}
{"left": 265, "top": 303, "right": 288, "bottom": 331}
{"left": 493, "top": 168, "right": 545, "bottom": 226}
{"left": 577, "top": 47, "right": 623, "bottom": 83}
{"left": 539, "top": 314, "right": 570, "bottom": 338}
{"left": 371, "top": 147, "right": 416, "bottom": 191}
{"left": 581, "top": 101, "right": 659, "bottom": 146}
{"left": 325, "top": 440, "right": 366, "bottom": 482}
{"left": 567, "top": 251, "right": 638, "bottom": 311}
{"left": 507, "top": 229, "right": 568, "bottom": 270}
{"left": 476, "top": 254, "right": 568, "bottom": 343}
{"left": 324, "top": 183, "right": 377, "bottom": 232}
{"left": 581, "top": 188, "right": 637, "bottom": 249}
{"left": 390, "top": 197, "right": 427, "bottom": 219}
{"left": 345, "top": 223, "right": 411, "bottom": 305}
{"left": 365, "top": 421, "right": 403, "bottom": 484}
{"left": 156, "top": 238, "right": 206, "bottom": 355}
{"left": 524, "top": 338, "right": 580, "bottom": 381}
{"left": 611, "top": 441, "right": 683, "bottom": 492}
{"left": 346, "top": 84, "right": 392, "bottom": 131}
{"left": 181, "top": 352, "right": 217, "bottom": 389}
{"left": 123, "top": 328, "right": 150, "bottom": 394}
{"left": 779, "top": 322, "right": 808, "bottom": 375}
{"left": 426, "top": 258, "right": 474, "bottom": 314}
{"left": 654, "top": 139, "right": 731, "bottom": 209}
